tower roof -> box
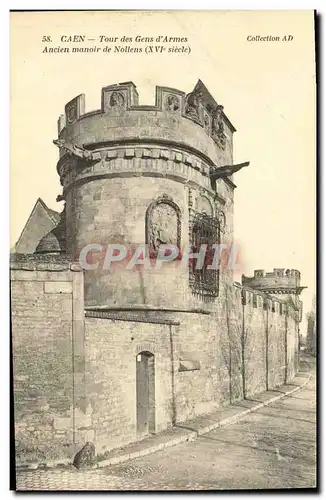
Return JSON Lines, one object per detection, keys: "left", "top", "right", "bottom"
{"left": 35, "top": 230, "right": 62, "bottom": 254}
{"left": 15, "top": 198, "right": 61, "bottom": 254}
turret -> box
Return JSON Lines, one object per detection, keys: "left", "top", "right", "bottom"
{"left": 242, "top": 268, "right": 306, "bottom": 321}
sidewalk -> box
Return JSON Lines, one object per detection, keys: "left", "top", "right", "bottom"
{"left": 18, "top": 359, "right": 312, "bottom": 472}
{"left": 94, "top": 365, "right": 311, "bottom": 468}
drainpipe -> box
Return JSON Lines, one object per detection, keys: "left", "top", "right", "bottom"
{"left": 241, "top": 289, "right": 246, "bottom": 399}
{"left": 265, "top": 300, "right": 269, "bottom": 391}
{"left": 169, "top": 324, "right": 177, "bottom": 425}
{"left": 284, "top": 307, "right": 288, "bottom": 384}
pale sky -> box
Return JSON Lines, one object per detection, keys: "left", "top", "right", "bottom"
{"left": 10, "top": 11, "right": 316, "bottom": 330}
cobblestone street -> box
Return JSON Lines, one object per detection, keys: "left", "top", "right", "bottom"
{"left": 16, "top": 360, "right": 316, "bottom": 491}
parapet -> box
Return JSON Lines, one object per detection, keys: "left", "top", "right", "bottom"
{"left": 56, "top": 80, "right": 236, "bottom": 169}
{"left": 253, "top": 268, "right": 300, "bottom": 279}
{"left": 242, "top": 268, "right": 306, "bottom": 295}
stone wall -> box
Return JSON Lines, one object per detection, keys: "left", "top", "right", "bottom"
{"left": 83, "top": 315, "right": 173, "bottom": 454}
{"left": 82, "top": 309, "right": 218, "bottom": 455}
{"left": 66, "top": 174, "right": 190, "bottom": 310}
{"left": 11, "top": 256, "right": 85, "bottom": 465}
{"left": 218, "top": 283, "right": 299, "bottom": 405}
{"left": 243, "top": 290, "right": 268, "bottom": 397}
{"left": 11, "top": 262, "right": 300, "bottom": 464}
{"left": 81, "top": 290, "right": 298, "bottom": 455}
{"left": 63, "top": 150, "right": 231, "bottom": 312}
{"left": 286, "top": 308, "right": 299, "bottom": 381}
{"left": 265, "top": 300, "right": 285, "bottom": 389}
{"left": 173, "top": 312, "right": 219, "bottom": 422}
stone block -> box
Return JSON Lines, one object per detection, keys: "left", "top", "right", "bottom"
{"left": 106, "top": 150, "right": 117, "bottom": 160}
{"left": 160, "top": 150, "right": 171, "bottom": 160}
{"left": 44, "top": 281, "right": 72, "bottom": 294}
{"left": 142, "top": 148, "right": 152, "bottom": 158}
{"left": 152, "top": 149, "right": 160, "bottom": 159}
{"left": 124, "top": 148, "right": 135, "bottom": 158}
{"left": 52, "top": 416, "right": 72, "bottom": 431}
{"left": 184, "top": 155, "right": 193, "bottom": 166}
{"left": 174, "top": 152, "right": 183, "bottom": 163}
{"left": 92, "top": 152, "right": 102, "bottom": 161}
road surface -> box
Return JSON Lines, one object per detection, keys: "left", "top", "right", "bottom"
{"left": 16, "top": 358, "right": 316, "bottom": 491}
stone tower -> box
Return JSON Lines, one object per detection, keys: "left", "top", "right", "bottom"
{"left": 11, "top": 80, "right": 304, "bottom": 462}
{"left": 54, "top": 80, "right": 249, "bottom": 312}
{"left": 242, "top": 268, "right": 306, "bottom": 320}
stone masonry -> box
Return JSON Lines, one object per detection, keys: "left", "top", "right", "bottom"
{"left": 11, "top": 80, "right": 304, "bottom": 465}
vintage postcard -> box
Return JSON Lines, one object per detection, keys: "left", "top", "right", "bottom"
{"left": 10, "top": 10, "right": 316, "bottom": 491}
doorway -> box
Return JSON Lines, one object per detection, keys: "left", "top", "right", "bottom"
{"left": 136, "top": 351, "right": 155, "bottom": 436}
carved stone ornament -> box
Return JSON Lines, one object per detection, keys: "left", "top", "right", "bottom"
{"left": 203, "top": 110, "right": 210, "bottom": 132}
{"left": 218, "top": 210, "right": 226, "bottom": 231}
{"left": 211, "top": 105, "right": 226, "bottom": 150}
{"left": 109, "top": 91, "right": 125, "bottom": 109}
{"left": 188, "top": 188, "right": 194, "bottom": 209}
{"left": 53, "top": 139, "right": 94, "bottom": 160}
{"left": 67, "top": 104, "right": 77, "bottom": 123}
{"left": 165, "top": 94, "right": 180, "bottom": 112}
{"left": 185, "top": 90, "right": 203, "bottom": 120}
{"left": 146, "top": 194, "right": 181, "bottom": 254}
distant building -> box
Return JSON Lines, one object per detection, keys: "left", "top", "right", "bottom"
{"left": 299, "top": 333, "right": 306, "bottom": 351}
{"left": 306, "top": 296, "right": 316, "bottom": 356}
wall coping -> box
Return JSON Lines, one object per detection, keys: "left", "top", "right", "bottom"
{"left": 10, "top": 254, "right": 80, "bottom": 272}
{"left": 85, "top": 309, "right": 180, "bottom": 325}
{"left": 84, "top": 305, "right": 211, "bottom": 315}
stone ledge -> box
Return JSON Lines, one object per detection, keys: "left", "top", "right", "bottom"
{"left": 85, "top": 310, "right": 180, "bottom": 325}
{"left": 102, "top": 147, "right": 209, "bottom": 171}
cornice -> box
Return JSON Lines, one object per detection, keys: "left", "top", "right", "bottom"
{"left": 56, "top": 138, "right": 219, "bottom": 173}
{"left": 57, "top": 144, "right": 228, "bottom": 203}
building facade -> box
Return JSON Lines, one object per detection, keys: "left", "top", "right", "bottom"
{"left": 11, "top": 80, "right": 304, "bottom": 466}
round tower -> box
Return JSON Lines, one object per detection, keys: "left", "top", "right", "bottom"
{"left": 242, "top": 268, "right": 306, "bottom": 319}
{"left": 55, "top": 80, "right": 243, "bottom": 311}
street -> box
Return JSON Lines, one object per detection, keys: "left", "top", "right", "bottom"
{"left": 16, "top": 358, "right": 316, "bottom": 491}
